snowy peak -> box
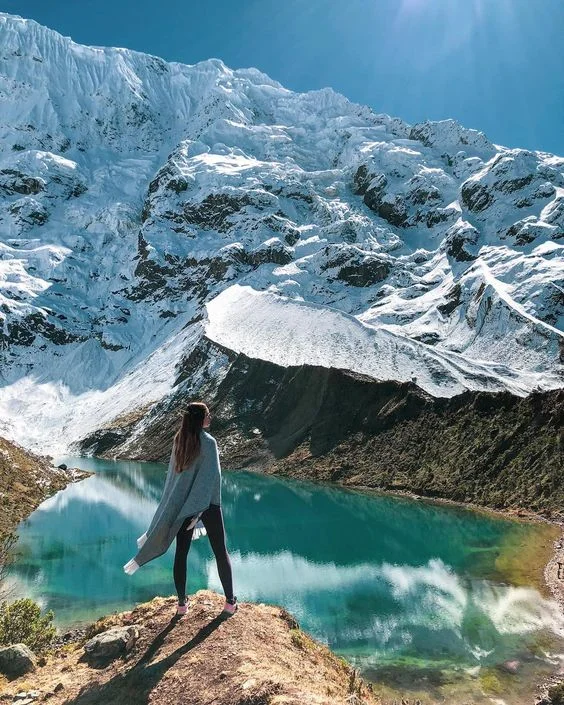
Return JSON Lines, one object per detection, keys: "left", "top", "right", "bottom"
{"left": 0, "top": 13, "right": 562, "bottom": 454}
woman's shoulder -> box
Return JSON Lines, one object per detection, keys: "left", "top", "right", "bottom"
{"left": 201, "top": 430, "right": 217, "bottom": 447}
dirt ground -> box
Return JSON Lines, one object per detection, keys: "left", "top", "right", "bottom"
{"left": 0, "top": 590, "right": 380, "bottom": 705}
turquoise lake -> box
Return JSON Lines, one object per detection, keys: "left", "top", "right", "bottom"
{"left": 8, "top": 456, "right": 564, "bottom": 703}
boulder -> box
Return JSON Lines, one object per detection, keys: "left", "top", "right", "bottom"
{"left": 0, "top": 643, "right": 37, "bottom": 678}
{"left": 83, "top": 625, "right": 140, "bottom": 664}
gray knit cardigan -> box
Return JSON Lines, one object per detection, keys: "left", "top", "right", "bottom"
{"left": 123, "top": 430, "right": 221, "bottom": 574}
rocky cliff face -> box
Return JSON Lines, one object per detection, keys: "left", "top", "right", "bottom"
{"left": 0, "top": 13, "right": 562, "bottom": 457}
{"left": 77, "top": 335, "right": 564, "bottom": 519}
{"left": 0, "top": 436, "right": 89, "bottom": 537}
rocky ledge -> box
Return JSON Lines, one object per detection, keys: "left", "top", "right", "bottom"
{"left": 0, "top": 591, "right": 377, "bottom": 705}
{"left": 0, "top": 436, "right": 91, "bottom": 537}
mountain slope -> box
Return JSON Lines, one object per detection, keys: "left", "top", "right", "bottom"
{"left": 0, "top": 13, "right": 562, "bottom": 454}
{"left": 0, "top": 435, "right": 89, "bottom": 537}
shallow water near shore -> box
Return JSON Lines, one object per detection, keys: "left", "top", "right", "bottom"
{"left": 8, "top": 456, "right": 564, "bottom": 704}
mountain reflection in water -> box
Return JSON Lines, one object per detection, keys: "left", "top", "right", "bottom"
{"left": 8, "top": 456, "right": 564, "bottom": 703}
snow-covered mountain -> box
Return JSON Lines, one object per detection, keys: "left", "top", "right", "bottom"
{"left": 0, "top": 13, "right": 562, "bottom": 455}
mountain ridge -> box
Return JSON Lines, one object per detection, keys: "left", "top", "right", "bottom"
{"left": 0, "top": 13, "right": 562, "bottom": 454}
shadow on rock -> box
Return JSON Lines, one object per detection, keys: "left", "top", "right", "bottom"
{"left": 67, "top": 614, "right": 225, "bottom": 704}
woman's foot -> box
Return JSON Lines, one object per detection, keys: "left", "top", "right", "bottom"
{"left": 176, "top": 599, "right": 188, "bottom": 616}
{"left": 222, "top": 595, "right": 238, "bottom": 616}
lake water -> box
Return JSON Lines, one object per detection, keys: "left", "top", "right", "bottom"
{"left": 8, "top": 456, "right": 564, "bottom": 704}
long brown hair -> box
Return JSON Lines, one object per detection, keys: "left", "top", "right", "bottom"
{"left": 173, "top": 402, "right": 208, "bottom": 473}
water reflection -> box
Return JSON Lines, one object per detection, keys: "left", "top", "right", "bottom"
{"left": 7, "top": 457, "right": 564, "bottom": 702}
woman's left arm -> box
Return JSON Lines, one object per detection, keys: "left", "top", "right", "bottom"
{"left": 210, "top": 437, "right": 222, "bottom": 505}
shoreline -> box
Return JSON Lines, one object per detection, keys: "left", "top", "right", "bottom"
{"left": 3, "top": 465, "right": 93, "bottom": 537}
{"left": 58, "top": 453, "right": 564, "bottom": 609}
{"left": 339, "top": 479, "right": 564, "bottom": 599}
{"left": 9, "top": 452, "right": 564, "bottom": 702}
{"left": 0, "top": 437, "right": 93, "bottom": 539}
{"left": 296, "top": 473, "right": 564, "bottom": 606}
{"left": 263, "top": 466, "right": 564, "bottom": 700}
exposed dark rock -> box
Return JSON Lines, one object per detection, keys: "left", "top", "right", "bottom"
{"left": 79, "top": 428, "right": 134, "bottom": 456}
{"left": 1, "top": 311, "right": 83, "bottom": 349}
{"left": 128, "top": 234, "right": 174, "bottom": 301}
{"left": 140, "top": 200, "right": 151, "bottom": 223}
{"left": 420, "top": 207, "right": 457, "bottom": 228}
{"left": 128, "top": 234, "right": 250, "bottom": 303}
{"left": 496, "top": 173, "right": 534, "bottom": 194}
{"left": 180, "top": 193, "right": 253, "bottom": 232}
{"left": 246, "top": 241, "right": 293, "bottom": 267}
{"left": 336, "top": 259, "right": 390, "bottom": 287}
{"left": 126, "top": 102, "right": 152, "bottom": 128}
{"left": 222, "top": 240, "right": 293, "bottom": 268}
{"left": 437, "top": 284, "right": 462, "bottom": 316}
{"left": 505, "top": 221, "right": 537, "bottom": 245}
{"left": 167, "top": 177, "right": 188, "bottom": 194}
{"left": 0, "top": 169, "right": 44, "bottom": 196}
{"left": 99, "top": 339, "right": 124, "bottom": 351}
{"left": 48, "top": 172, "right": 87, "bottom": 199}
{"left": 444, "top": 222, "right": 479, "bottom": 261}
{"left": 504, "top": 217, "right": 557, "bottom": 245}
{"left": 352, "top": 164, "right": 372, "bottom": 195}
{"left": 412, "top": 331, "right": 441, "bottom": 345}
{"left": 320, "top": 246, "right": 391, "bottom": 287}
{"left": 68, "top": 182, "right": 87, "bottom": 198}
{"left": 408, "top": 185, "right": 442, "bottom": 205}
{"left": 9, "top": 200, "right": 49, "bottom": 226}
{"left": 146, "top": 164, "right": 188, "bottom": 196}
{"left": 331, "top": 255, "right": 389, "bottom": 287}
{"left": 409, "top": 121, "right": 492, "bottom": 151}
{"left": 545, "top": 196, "right": 564, "bottom": 230}
{"left": 356, "top": 168, "right": 408, "bottom": 227}
{"left": 446, "top": 234, "right": 476, "bottom": 260}
{"left": 460, "top": 181, "right": 493, "bottom": 212}
{"left": 534, "top": 182, "right": 556, "bottom": 199}
{"left": 363, "top": 175, "right": 388, "bottom": 210}
{"left": 261, "top": 214, "right": 300, "bottom": 246}
{"left": 376, "top": 196, "right": 408, "bottom": 227}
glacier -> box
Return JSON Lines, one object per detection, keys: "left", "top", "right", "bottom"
{"left": 0, "top": 13, "right": 562, "bottom": 455}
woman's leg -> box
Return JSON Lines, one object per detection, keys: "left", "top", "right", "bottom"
{"left": 201, "top": 504, "right": 234, "bottom": 601}
{"left": 174, "top": 516, "right": 195, "bottom": 604}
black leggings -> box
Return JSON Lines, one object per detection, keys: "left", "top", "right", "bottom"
{"left": 173, "top": 503, "right": 234, "bottom": 604}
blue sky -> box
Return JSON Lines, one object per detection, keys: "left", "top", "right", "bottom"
{"left": 5, "top": 0, "right": 564, "bottom": 155}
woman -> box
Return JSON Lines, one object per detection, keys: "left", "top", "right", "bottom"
{"left": 123, "top": 402, "right": 237, "bottom": 617}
